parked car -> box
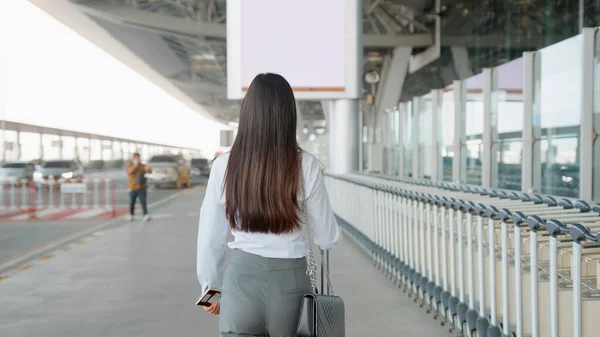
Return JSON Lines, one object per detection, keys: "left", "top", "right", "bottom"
{"left": 0, "top": 161, "right": 36, "bottom": 183}
{"left": 190, "top": 158, "right": 211, "bottom": 176}
{"left": 145, "top": 154, "right": 191, "bottom": 189}
{"left": 33, "top": 160, "right": 84, "bottom": 183}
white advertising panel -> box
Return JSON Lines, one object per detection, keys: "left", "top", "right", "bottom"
{"left": 61, "top": 183, "right": 87, "bottom": 194}
{"left": 227, "top": 0, "right": 360, "bottom": 100}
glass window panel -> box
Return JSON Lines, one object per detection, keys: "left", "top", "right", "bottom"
{"left": 404, "top": 101, "right": 413, "bottom": 177}
{"left": 534, "top": 35, "right": 582, "bottom": 198}
{"left": 594, "top": 31, "right": 600, "bottom": 201}
{"left": 383, "top": 110, "right": 396, "bottom": 175}
{"left": 584, "top": 1, "right": 600, "bottom": 28}
{"left": 496, "top": 58, "right": 524, "bottom": 191}
{"left": 440, "top": 89, "right": 454, "bottom": 181}
{"left": 465, "top": 74, "right": 484, "bottom": 185}
{"left": 419, "top": 96, "right": 433, "bottom": 179}
{"left": 390, "top": 109, "right": 400, "bottom": 175}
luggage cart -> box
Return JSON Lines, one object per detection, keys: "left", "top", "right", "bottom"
{"left": 324, "top": 173, "right": 600, "bottom": 337}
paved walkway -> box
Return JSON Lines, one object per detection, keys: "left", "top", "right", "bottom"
{"left": 0, "top": 187, "right": 445, "bottom": 337}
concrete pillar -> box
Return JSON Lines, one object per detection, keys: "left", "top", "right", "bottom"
{"left": 39, "top": 132, "right": 44, "bottom": 160}
{"left": 451, "top": 46, "right": 473, "bottom": 80}
{"left": 88, "top": 138, "right": 92, "bottom": 163}
{"left": 74, "top": 137, "right": 80, "bottom": 162}
{"left": 1, "top": 136, "right": 5, "bottom": 163}
{"left": 108, "top": 140, "right": 113, "bottom": 161}
{"left": 328, "top": 99, "right": 360, "bottom": 174}
{"left": 100, "top": 140, "right": 104, "bottom": 161}
{"left": 58, "top": 134, "right": 63, "bottom": 160}
{"left": 15, "top": 130, "right": 21, "bottom": 160}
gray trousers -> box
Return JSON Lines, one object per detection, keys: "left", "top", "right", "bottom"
{"left": 219, "top": 249, "right": 311, "bottom": 337}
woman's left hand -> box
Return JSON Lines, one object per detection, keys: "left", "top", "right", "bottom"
{"left": 203, "top": 302, "right": 220, "bottom": 315}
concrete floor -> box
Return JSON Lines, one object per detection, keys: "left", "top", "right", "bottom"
{"left": 0, "top": 186, "right": 447, "bottom": 337}
{"left": 0, "top": 171, "right": 209, "bottom": 268}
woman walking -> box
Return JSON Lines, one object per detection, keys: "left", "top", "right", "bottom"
{"left": 196, "top": 73, "right": 341, "bottom": 336}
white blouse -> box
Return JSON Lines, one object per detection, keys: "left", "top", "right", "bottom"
{"left": 196, "top": 151, "right": 341, "bottom": 292}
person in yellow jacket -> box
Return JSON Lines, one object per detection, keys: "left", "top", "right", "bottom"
{"left": 126, "top": 152, "right": 152, "bottom": 221}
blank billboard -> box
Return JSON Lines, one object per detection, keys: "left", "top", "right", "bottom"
{"left": 227, "top": 0, "right": 360, "bottom": 100}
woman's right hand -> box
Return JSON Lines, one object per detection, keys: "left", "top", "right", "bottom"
{"left": 203, "top": 302, "right": 220, "bottom": 315}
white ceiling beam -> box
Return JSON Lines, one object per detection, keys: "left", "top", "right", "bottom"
{"left": 375, "top": 46, "right": 412, "bottom": 110}
{"left": 76, "top": 2, "right": 227, "bottom": 39}
{"left": 75, "top": 4, "right": 555, "bottom": 49}
{"left": 29, "top": 0, "right": 222, "bottom": 124}
{"left": 364, "top": 33, "right": 432, "bottom": 47}
{"left": 170, "top": 79, "right": 225, "bottom": 94}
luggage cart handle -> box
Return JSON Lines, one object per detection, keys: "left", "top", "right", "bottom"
{"left": 569, "top": 224, "right": 600, "bottom": 243}
{"left": 545, "top": 220, "right": 569, "bottom": 237}
{"left": 510, "top": 211, "right": 528, "bottom": 226}
{"left": 527, "top": 215, "right": 544, "bottom": 231}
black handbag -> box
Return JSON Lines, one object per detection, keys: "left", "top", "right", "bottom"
{"left": 296, "top": 151, "right": 345, "bottom": 337}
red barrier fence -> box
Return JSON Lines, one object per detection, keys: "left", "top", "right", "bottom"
{"left": 0, "top": 179, "right": 116, "bottom": 220}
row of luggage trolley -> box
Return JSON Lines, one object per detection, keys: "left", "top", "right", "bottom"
{"left": 324, "top": 172, "right": 600, "bottom": 337}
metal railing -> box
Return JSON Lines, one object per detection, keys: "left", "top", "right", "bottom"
{"left": 325, "top": 172, "right": 600, "bottom": 337}
{"left": 0, "top": 179, "right": 116, "bottom": 220}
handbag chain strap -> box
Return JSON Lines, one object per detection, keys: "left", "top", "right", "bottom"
{"left": 298, "top": 150, "right": 335, "bottom": 296}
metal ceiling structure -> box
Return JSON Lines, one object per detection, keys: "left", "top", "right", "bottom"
{"left": 65, "top": 0, "right": 591, "bottom": 125}
{"left": 400, "top": 0, "right": 589, "bottom": 100}
{"left": 68, "top": 0, "right": 442, "bottom": 125}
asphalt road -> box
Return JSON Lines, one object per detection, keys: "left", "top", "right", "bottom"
{"left": 0, "top": 170, "right": 208, "bottom": 274}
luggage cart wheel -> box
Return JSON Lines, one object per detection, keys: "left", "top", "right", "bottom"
{"left": 465, "top": 310, "right": 479, "bottom": 335}
{"left": 486, "top": 326, "right": 502, "bottom": 337}
{"left": 475, "top": 318, "right": 490, "bottom": 337}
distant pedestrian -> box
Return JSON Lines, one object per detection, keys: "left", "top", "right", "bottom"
{"left": 126, "top": 152, "right": 152, "bottom": 221}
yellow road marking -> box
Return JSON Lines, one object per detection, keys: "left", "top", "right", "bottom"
{"left": 18, "top": 264, "right": 32, "bottom": 270}
{"left": 0, "top": 226, "right": 102, "bottom": 267}
{"left": 0, "top": 275, "right": 9, "bottom": 281}
{"left": 39, "top": 255, "right": 54, "bottom": 260}
{"left": 61, "top": 247, "right": 71, "bottom": 252}
{"left": 0, "top": 188, "right": 185, "bottom": 269}
{"left": 74, "top": 240, "right": 85, "bottom": 244}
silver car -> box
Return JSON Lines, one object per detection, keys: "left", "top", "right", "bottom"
{"left": 145, "top": 154, "right": 190, "bottom": 188}
{"left": 0, "top": 161, "right": 36, "bottom": 183}
{"left": 33, "top": 160, "right": 84, "bottom": 183}
{"left": 190, "top": 158, "right": 211, "bottom": 176}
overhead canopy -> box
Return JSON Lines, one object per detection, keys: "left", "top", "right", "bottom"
{"left": 1, "top": 1, "right": 226, "bottom": 152}
{"left": 28, "top": 0, "right": 220, "bottom": 124}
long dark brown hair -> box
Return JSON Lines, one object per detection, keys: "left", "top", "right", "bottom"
{"left": 223, "top": 73, "right": 301, "bottom": 234}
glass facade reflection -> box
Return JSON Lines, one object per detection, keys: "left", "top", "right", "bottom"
{"left": 533, "top": 36, "right": 582, "bottom": 198}
{"left": 403, "top": 101, "right": 413, "bottom": 177}
{"left": 496, "top": 58, "right": 524, "bottom": 191}
{"left": 464, "top": 74, "right": 484, "bottom": 185}
{"left": 594, "top": 30, "right": 600, "bottom": 202}
{"left": 418, "top": 95, "right": 433, "bottom": 179}
{"left": 440, "top": 90, "right": 454, "bottom": 182}
{"left": 391, "top": 108, "right": 401, "bottom": 175}
{"left": 367, "top": 1, "right": 600, "bottom": 201}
